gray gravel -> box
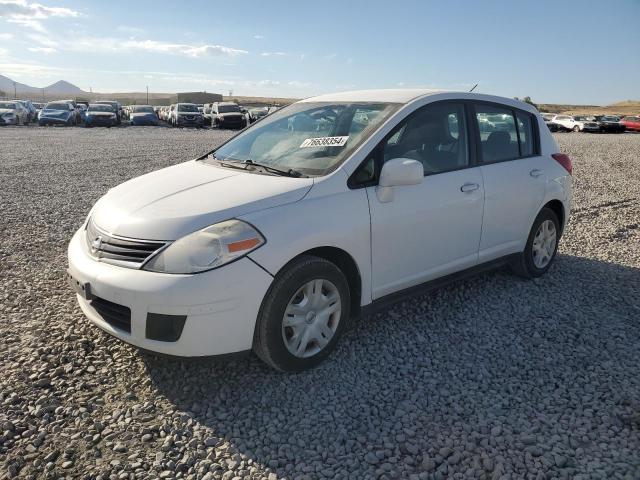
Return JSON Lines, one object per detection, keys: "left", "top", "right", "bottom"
{"left": 1, "top": 126, "right": 639, "bottom": 479}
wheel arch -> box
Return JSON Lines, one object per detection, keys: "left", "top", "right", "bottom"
{"left": 281, "top": 246, "right": 363, "bottom": 318}
{"left": 542, "top": 199, "right": 565, "bottom": 235}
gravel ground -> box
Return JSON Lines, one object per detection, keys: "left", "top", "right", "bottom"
{"left": 1, "top": 126, "right": 639, "bottom": 480}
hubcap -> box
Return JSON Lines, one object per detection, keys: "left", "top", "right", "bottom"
{"left": 532, "top": 219, "right": 557, "bottom": 269}
{"left": 282, "top": 279, "right": 341, "bottom": 358}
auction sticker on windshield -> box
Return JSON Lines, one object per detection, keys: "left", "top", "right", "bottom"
{"left": 300, "top": 136, "right": 349, "bottom": 148}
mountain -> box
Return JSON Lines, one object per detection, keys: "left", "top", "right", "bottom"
{"left": 45, "top": 80, "right": 84, "bottom": 95}
{"left": 0, "top": 74, "right": 86, "bottom": 97}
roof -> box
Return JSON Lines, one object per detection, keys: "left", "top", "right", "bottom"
{"left": 300, "top": 88, "right": 444, "bottom": 104}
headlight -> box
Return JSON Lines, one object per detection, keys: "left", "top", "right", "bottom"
{"left": 143, "top": 219, "right": 265, "bottom": 274}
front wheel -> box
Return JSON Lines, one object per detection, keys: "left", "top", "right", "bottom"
{"left": 573, "top": 125, "right": 580, "bottom": 132}
{"left": 511, "top": 208, "right": 560, "bottom": 278}
{"left": 253, "top": 256, "right": 350, "bottom": 371}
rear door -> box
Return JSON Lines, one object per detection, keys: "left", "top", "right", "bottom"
{"left": 473, "top": 103, "right": 546, "bottom": 262}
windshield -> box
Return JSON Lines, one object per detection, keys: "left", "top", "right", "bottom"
{"left": 0, "top": 102, "right": 17, "bottom": 109}
{"left": 218, "top": 104, "right": 240, "bottom": 113}
{"left": 602, "top": 116, "right": 619, "bottom": 121}
{"left": 178, "top": 104, "right": 199, "bottom": 112}
{"left": 89, "top": 104, "right": 114, "bottom": 112}
{"left": 207, "top": 101, "right": 400, "bottom": 176}
{"left": 133, "top": 106, "right": 154, "bottom": 113}
{"left": 45, "top": 102, "right": 69, "bottom": 110}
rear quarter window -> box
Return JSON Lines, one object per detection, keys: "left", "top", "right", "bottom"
{"left": 474, "top": 103, "right": 539, "bottom": 162}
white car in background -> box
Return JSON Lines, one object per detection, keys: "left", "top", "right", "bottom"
{"left": 0, "top": 101, "right": 29, "bottom": 125}
{"left": 552, "top": 114, "right": 584, "bottom": 132}
{"left": 68, "top": 89, "right": 573, "bottom": 371}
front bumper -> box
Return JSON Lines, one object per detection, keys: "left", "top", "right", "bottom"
{"left": 131, "top": 118, "right": 158, "bottom": 126}
{"left": 219, "top": 117, "right": 246, "bottom": 129}
{"left": 0, "top": 117, "right": 17, "bottom": 125}
{"left": 67, "top": 228, "right": 273, "bottom": 356}
{"left": 39, "top": 116, "right": 71, "bottom": 125}
{"left": 86, "top": 116, "right": 115, "bottom": 126}
{"left": 176, "top": 116, "right": 204, "bottom": 126}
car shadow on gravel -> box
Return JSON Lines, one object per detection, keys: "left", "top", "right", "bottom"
{"left": 140, "top": 253, "right": 640, "bottom": 477}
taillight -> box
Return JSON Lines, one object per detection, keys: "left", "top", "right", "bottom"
{"left": 552, "top": 153, "right": 572, "bottom": 175}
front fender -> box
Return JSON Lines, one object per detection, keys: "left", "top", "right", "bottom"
{"left": 242, "top": 181, "right": 372, "bottom": 306}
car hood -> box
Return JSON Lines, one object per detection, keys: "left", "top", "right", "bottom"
{"left": 0, "top": 109, "right": 15, "bottom": 114}
{"left": 92, "top": 160, "right": 314, "bottom": 240}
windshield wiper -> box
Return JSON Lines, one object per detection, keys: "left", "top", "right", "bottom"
{"left": 207, "top": 155, "right": 307, "bottom": 178}
{"left": 241, "top": 159, "right": 307, "bottom": 178}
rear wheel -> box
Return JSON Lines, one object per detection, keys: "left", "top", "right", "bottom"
{"left": 511, "top": 207, "right": 560, "bottom": 278}
{"left": 572, "top": 125, "right": 580, "bottom": 132}
{"left": 253, "top": 255, "right": 350, "bottom": 371}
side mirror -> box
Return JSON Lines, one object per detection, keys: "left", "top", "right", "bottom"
{"left": 376, "top": 158, "right": 424, "bottom": 203}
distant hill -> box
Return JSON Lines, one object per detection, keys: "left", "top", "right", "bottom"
{"left": 0, "top": 74, "right": 86, "bottom": 98}
{"left": 539, "top": 100, "right": 640, "bottom": 116}
{"left": 45, "top": 80, "right": 84, "bottom": 95}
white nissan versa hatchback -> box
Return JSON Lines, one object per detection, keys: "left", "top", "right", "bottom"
{"left": 68, "top": 89, "right": 572, "bottom": 371}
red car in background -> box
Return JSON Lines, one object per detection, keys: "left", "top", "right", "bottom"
{"left": 621, "top": 116, "right": 640, "bottom": 132}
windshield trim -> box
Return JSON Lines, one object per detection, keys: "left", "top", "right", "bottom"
{"left": 198, "top": 101, "right": 401, "bottom": 177}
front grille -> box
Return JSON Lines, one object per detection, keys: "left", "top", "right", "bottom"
{"left": 90, "top": 296, "right": 131, "bottom": 333}
{"left": 85, "top": 219, "right": 167, "bottom": 269}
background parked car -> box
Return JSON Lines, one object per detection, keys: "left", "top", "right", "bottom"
{"left": 575, "top": 116, "right": 601, "bottom": 133}
{"left": 16, "top": 100, "right": 37, "bottom": 123}
{"left": 129, "top": 105, "right": 159, "bottom": 126}
{"left": 38, "top": 101, "right": 77, "bottom": 126}
{"left": 551, "top": 114, "right": 583, "bottom": 132}
{"left": 595, "top": 115, "right": 626, "bottom": 133}
{"left": 84, "top": 103, "right": 117, "bottom": 127}
{"left": 210, "top": 102, "right": 247, "bottom": 129}
{"left": 93, "top": 100, "right": 123, "bottom": 125}
{"left": 248, "top": 107, "right": 267, "bottom": 124}
{"left": 0, "top": 101, "right": 29, "bottom": 125}
{"left": 620, "top": 116, "right": 640, "bottom": 132}
{"left": 541, "top": 113, "right": 559, "bottom": 132}
{"left": 31, "top": 102, "right": 44, "bottom": 120}
{"left": 170, "top": 103, "right": 204, "bottom": 128}
{"left": 76, "top": 102, "right": 88, "bottom": 123}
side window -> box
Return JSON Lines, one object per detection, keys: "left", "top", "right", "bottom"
{"left": 516, "top": 112, "right": 534, "bottom": 156}
{"left": 382, "top": 102, "right": 469, "bottom": 175}
{"left": 475, "top": 105, "right": 519, "bottom": 163}
{"left": 352, "top": 156, "right": 376, "bottom": 185}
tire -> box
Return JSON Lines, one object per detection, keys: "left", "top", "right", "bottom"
{"left": 253, "top": 255, "right": 351, "bottom": 372}
{"left": 510, "top": 207, "right": 561, "bottom": 278}
{"left": 573, "top": 125, "right": 580, "bottom": 132}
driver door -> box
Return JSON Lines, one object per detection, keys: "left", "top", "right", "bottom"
{"left": 365, "top": 102, "right": 484, "bottom": 299}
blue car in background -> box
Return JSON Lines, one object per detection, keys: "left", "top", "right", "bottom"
{"left": 129, "top": 105, "right": 159, "bottom": 126}
{"left": 38, "top": 101, "right": 77, "bottom": 126}
{"left": 84, "top": 104, "right": 117, "bottom": 127}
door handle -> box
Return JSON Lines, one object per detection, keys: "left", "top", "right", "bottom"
{"left": 460, "top": 182, "right": 480, "bottom": 193}
{"left": 530, "top": 169, "right": 543, "bottom": 178}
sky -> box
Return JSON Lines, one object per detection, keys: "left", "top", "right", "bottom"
{"left": 0, "top": 0, "right": 638, "bottom": 104}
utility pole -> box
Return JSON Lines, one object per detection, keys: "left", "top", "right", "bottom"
{"left": 13, "top": 81, "right": 16, "bottom": 99}
{"left": 146, "top": 85, "right": 149, "bottom": 105}
{"left": 42, "top": 88, "right": 45, "bottom": 103}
